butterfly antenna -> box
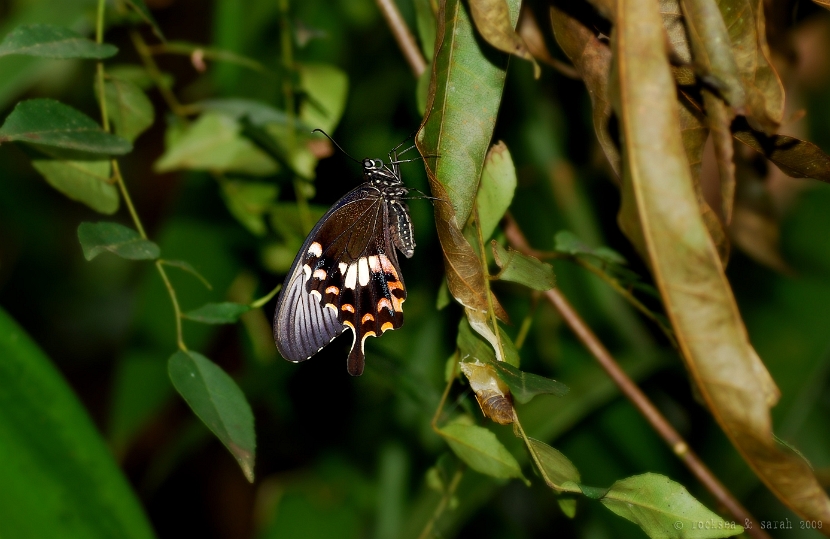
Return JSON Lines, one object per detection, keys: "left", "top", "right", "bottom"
{"left": 312, "top": 129, "right": 361, "bottom": 164}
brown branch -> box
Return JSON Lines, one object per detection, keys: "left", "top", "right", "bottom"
{"left": 504, "top": 220, "right": 771, "bottom": 539}
{"left": 375, "top": 0, "right": 427, "bottom": 77}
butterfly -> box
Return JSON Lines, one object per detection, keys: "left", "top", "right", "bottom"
{"left": 273, "top": 142, "right": 415, "bottom": 376}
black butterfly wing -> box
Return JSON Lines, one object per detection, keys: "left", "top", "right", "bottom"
{"left": 273, "top": 184, "right": 407, "bottom": 376}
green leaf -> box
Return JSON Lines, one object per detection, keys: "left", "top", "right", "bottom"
{"left": 553, "top": 230, "right": 627, "bottom": 265}
{"left": 413, "top": 0, "right": 437, "bottom": 59}
{"left": 476, "top": 141, "right": 516, "bottom": 241}
{"left": 298, "top": 63, "right": 349, "bottom": 133}
{"left": 492, "top": 241, "right": 556, "bottom": 291}
{"left": 155, "top": 112, "right": 278, "bottom": 175}
{"left": 77, "top": 222, "right": 160, "bottom": 261}
{"left": 0, "top": 24, "right": 118, "bottom": 59}
{"left": 168, "top": 350, "right": 256, "bottom": 482}
{"left": 221, "top": 180, "right": 279, "bottom": 236}
{"left": 526, "top": 438, "right": 580, "bottom": 490}
{"left": 160, "top": 259, "right": 212, "bottom": 289}
{"left": 438, "top": 420, "right": 526, "bottom": 482}
{"left": 182, "top": 302, "right": 251, "bottom": 324}
{"left": 600, "top": 474, "right": 743, "bottom": 538}
{"left": 153, "top": 41, "right": 266, "bottom": 71}
{"left": 102, "top": 76, "right": 154, "bottom": 143}
{"left": 0, "top": 99, "right": 132, "bottom": 155}
{"left": 460, "top": 311, "right": 520, "bottom": 367}
{"left": 0, "top": 307, "right": 156, "bottom": 539}
{"left": 199, "top": 97, "right": 294, "bottom": 127}
{"left": 490, "top": 361, "right": 569, "bottom": 404}
{"left": 31, "top": 159, "right": 118, "bottom": 214}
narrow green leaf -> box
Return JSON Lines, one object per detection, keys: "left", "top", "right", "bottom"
{"left": 31, "top": 159, "right": 118, "bottom": 214}
{"left": 0, "top": 24, "right": 117, "bottom": 59}
{"left": 0, "top": 307, "right": 156, "bottom": 539}
{"left": 199, "top": 98, "right": 294, "bottom": 127}
{"left": 77, "top": 222, "right": 159, "bottom": 261}
{"left": 168, "top": 350, "right": 256, "bottom": 482}
{"left": 476, "top": 141, "right": 516, "bottom": 241}
{"left": 155, "top": 112, "right": 278, "bottom": 175}
{"left": 601, "top": 474, "right": 743, "bottom": 538}
{"left": 413, "top": 0, "right": 437, "bottom": 59}
{"left": 491, "top": 361, "right": 569, "bottom": 404}
{"left": 492, "top": 241, "right": 556, "bottom": 291}
{"left": 154, "top": 41, "right": 267, "bottom": 71}
{"left": 299, "top": 62, "right": 348, "bottom": 133}
{"left": 0, "top": 99, "right": 132, "bottom": 155}
{"left": 460, "top": 311, "right": 521, "bottom": 366}
{"left": 183, "top": 302, "right": 251, "bottom": 324}
{"left": 102, "top": 76, "right": 154, "bottom": 143}
{"left": 160, "top": 259, "right": 213, "bottom": 289}
{"left": 222, "top": 180, "right": 279, "bottom": 236}
{"left": 558, "top": 498, "right": 577, "bottom": 518}
{"left": 438, "top": 420, "right": 526, "bottom": 482}
{"left": 553, "top": 230, "right": 627, "bottom": 265}
{"left": 122, "top": 0, "right": 165, "bottom": 42}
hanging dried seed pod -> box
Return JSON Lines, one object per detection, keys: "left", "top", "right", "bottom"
{"left": 460, "top": 360, "right": 515, "bottom": 425}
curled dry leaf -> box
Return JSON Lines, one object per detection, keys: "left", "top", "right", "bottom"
{"left": 468, "top": 0, "right": 540, "bottom": 78}
{"left": 550, "top": 3, "right": 620, "bottom": 175}
{"left": 612, "top": 0, "right": 830, "bottom": 523}
{"left": 417, "top": 0, "right": 512, "bottom": 320}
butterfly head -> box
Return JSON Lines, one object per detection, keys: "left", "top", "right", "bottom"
{"left": 363, "top": 157, "right": 402, "bottom": 188}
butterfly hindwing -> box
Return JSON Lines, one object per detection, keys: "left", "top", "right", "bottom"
{"left": 273, "top": 183, "right": 408, "bottom": 375}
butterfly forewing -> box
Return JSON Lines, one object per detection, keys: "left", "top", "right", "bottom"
{"left": 274, "top": 181, "right": 409, "bottom": 376}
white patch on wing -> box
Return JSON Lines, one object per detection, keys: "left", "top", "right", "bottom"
{"left": 358, "top": 257, "right": 370, "bottom": 286}
{"left": 308, "top": 242, "right": 323, "bottom": 257}
{"left": 338, "top": 262, "right": 348, "bottom": 274}
{"left": 302, "top": 264, "right": 312, "bottom": 279}
{"left": 310, "top": 289, "right": 322, "bottom": 300}
{"left": 344, "top": 263, "right": 358, "bottom": 289}
{"left": 368, "top": 255, "right": 381, "bottom": 272}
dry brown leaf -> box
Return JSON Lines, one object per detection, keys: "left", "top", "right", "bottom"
{"left": 612, "top": 0, "right": 830, "bottom": 524}
{"left": 469, "top": 0, "right": 540, "bottom": 78}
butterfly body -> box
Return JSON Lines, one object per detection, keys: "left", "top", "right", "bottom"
{"left": 273, "top": 156, "right": 414, "bottom": 376}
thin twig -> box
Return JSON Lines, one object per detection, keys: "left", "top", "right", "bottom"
{"left": 375, "top": 0, "right": 428, "bottom": 77}
{"left": 504, "top": 222, "right": 770, "bottom": 539}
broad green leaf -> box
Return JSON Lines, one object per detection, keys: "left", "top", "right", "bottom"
{"left": 438, "top": 419, "right": 526, "bottom": 482}
{"left": 601, "top": 474, "right": 743, "bottom": 538}
{"left": 0, "top": 24, "right": 117, "bottom": 59}
{"left": 612, "top": 0, "right": 830, "bottom": 522}
{"left": 554, "top": 230, "right": 627, "bottom": 265}
{"left": 476, "top": 141, "right": 516, "bottom": 241}
{"left": 417, "top": 0, "right": 514, "bottom": 225}
{"left": 155, "top": 112, "right": 278, "bottom": 175}
{"left": 492, "top": 242, "right": 555, "bottom": 291}
{"left": 102, "top": 76, "right": 154, "bottom": 143}
{"left": 222, "top": 180, "right": 278, "bottom": 236}
{"left": 299, "top": 63, "right": 349, "bottom": 133}
{"left": 468, "top": 0, "right": 539, "bottom": 77}
{"left": 526, "top": 438, "right": 580, "bottom": 490}
{"left": 0, "top": 99, "right": 132, "bottom": 155}
{"left": 457, "top": 316, "right": 496, "bottom": 363}
{"left": 160, "top": 259, "right": 212, "bottom": 289}
{"left": 78, "top": 222, "right": 159, "bottom": 261}
{"left": 31, "top": 159, "right": 118, "bottom": 214}
{"left": 168, "top": 350, "right": 255, "bottom": 482}
{"left": 182, "top": 302, "right": 251, "bottom": 324}
{"left": 490, "top": 361, "right": 569, "bottom": 404}
{"left": 0, "top": 307, "right": 156, "bottom": 539}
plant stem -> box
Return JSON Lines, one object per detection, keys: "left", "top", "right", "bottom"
{"left": 504, "top": 221, "right": 771, "bottom": 539}
{"left": 375, "top": 0, "right": 427, "bottom": 77}
{"left": 513, "top": 415, "right": 580, "bottom": 494}
{"left": 95, "top": 1, "right": 187, "bottom": 351}
{"left": 473, "top": 206, "right": 506, "bottom": 364}
{"left": 431, "top": 359, "right": 457, "bottom": 433}
{"left": 250, "top": 282, "right": 283, "bottom": 309}
{"left": 130, "top": 30, "right": 188, "bottom": 119}
{"left": 416, "top": 465, "right": 464, "bottom": 539}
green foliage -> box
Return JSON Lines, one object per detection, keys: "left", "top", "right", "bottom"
{"left": 438, "top": 418, "right": 527, "bottom": 483}
{"left": 78, "top": 222, "right": 160, "bottom": 261}
{"left": 168, "top": 350, "right": 256, "bottom": 482}
{"left": 0, "top": 24, "right": 117, "bottom": 59}
{"left": 183, "top": 302, "right": 252, "bottom": 324}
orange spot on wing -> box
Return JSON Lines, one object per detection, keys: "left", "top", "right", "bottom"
{"left": 362, "top": 313, "right": 375, "bottom": 323}
{"left": 381, "top": 322, "right": 394, "bottom": 333}
{"left": 377, "top": 298, "right": 393, "bottom": 312}
{"left": 341, "top": 304, "right": 355, "bottom": 313}
{"left": 326, "top": 286, "right": 339, "bottom": 295}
